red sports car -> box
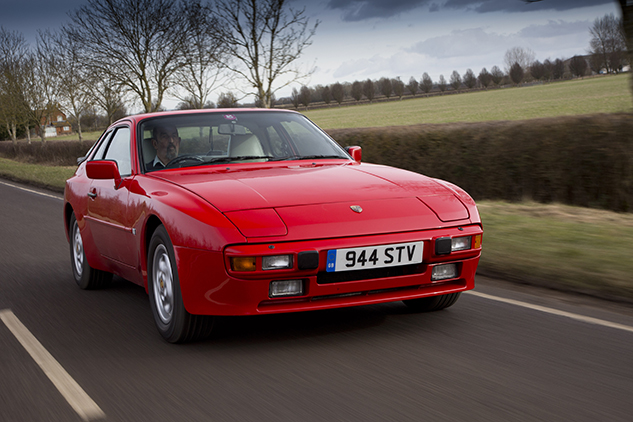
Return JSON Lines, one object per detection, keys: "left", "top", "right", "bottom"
{"left": 64, "top": 109, "right": 483, "bottom": 343}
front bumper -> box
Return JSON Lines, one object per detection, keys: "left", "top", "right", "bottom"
{"left": 175, "top": 225, "right": 482, "bottom": 316}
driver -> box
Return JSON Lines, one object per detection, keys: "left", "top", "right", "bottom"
{"left": 146, "top": 124, "right": 181, "bottom": 171}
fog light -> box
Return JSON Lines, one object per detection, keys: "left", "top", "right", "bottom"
{"left": 270, "top": 280, "right": 304, "bottom": 297}
{"left": 263, "top": 255, "right": 293, "bottom": 270}
{"left": 431, "top": 263, "right": 458, "bottom": 281}
{"left": 451, "top": 236, "right": 471, "bottom": 252}
{"left": 231, "top": 257, "right": 257, "bottom": 272}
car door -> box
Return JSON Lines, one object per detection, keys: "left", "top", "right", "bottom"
{"left": 86, "top": 125, "right": 137, "bottom": 267}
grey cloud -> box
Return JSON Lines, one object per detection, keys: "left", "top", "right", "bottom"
{"left": 443, "top": 0, "right": 612, "bottom": 13}
{"left": 518, "top": 19, "right": 592, "bottom": 38}
{"left": 407, "top": 27, "right": 506, "bottom": 58}
{"left": 327, "top": 0, "right": 613, "bottom": 21}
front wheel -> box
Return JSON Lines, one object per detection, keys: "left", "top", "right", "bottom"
{"left": 147, "top": 225, "right": 213, "bottom": 343}
{"left": 403, "top": 292, "right": 461, "bottom": 312}
{"left": 69, "top": 212, "right": 112, "bottom": 289}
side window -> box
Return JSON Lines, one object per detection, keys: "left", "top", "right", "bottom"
{"left": 91, "top": 130, "right": 113, "bottom": 160}
{"left": 104, "top": 127, "right": 132, "bottom": 177}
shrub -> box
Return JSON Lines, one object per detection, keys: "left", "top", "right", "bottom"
{"left": 329, "top": 113, "right": 633, "bottom": 212}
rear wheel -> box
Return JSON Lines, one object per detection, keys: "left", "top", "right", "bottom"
{"left": 148, "top": 225, "right": 213, "bottom": 343}
{"left": 403, "top": 292, "right": 461, "bottom": 312}
{"left": 69, "top": 212, "right": 112, "bottom": 289}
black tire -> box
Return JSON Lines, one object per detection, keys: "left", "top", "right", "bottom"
{"left": 147, "top": 225, "right": 213, "bottom": 343}
{"left": 69, "top": 212, "right": 112, "bottom": 290}
{"left": 403, "top": 292, "right": 461, "bottom": 312}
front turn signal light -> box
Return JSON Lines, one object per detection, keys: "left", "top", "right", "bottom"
{"left": 473, "top": 234, "right": 482, "bottom": 249}
{"left": 231, "top": 257, "right": 257, "bottom": 272}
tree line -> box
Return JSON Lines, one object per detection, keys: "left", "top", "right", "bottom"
{"left": 283, "top": 14, "right": 629, "bottom": 109}
{"left": 0, "top": 0, "right": 317, "bottom": 143}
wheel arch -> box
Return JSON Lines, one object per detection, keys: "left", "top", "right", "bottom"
{"left": 64, "top": 203, "right": 75, "bottom": 242}
{"left": 142, "top": 214, "right": 165, "bottom": 290}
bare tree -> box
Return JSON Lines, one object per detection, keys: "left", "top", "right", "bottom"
{"left": 504, "top": 47, "right": 535, "bottom": 73}
{"left": 321, "top": 85, "right": 331, "bottom": 105}
{"left": 65, "top": 0, "right": 194, "bottom": 113}
{"left": 290, "top": 88, "right": 300, "bottom": 109}
{"left": 525, "top": 0, "right": 632, "bottom": 100}
{"left": 23, "top": 36, "right": 61, "bottom": 143}
{"left": 407, "top": 77, "right": 419, "bottom": 96}
{"left": 363, "top": 79, "right": 375, "bottom": 102}
{"left": 478, "top": 68, "right": 492, "bottom": 89}
{"left": 39, "top": 30, "right": 92, "bottom": 143}
{"left": 463, "top": 69, "right": 477, "bottom": 89}
{"left": 490, "top": 66, "right": 504, "bottom": 86}
{"left": 421, "top": 72, "right": 433, "bottom": 94}
{"left": 331, "top": 82, "right": 345, "bottom": 105}
{"left": 552, "top": 58, "right": 565, "bottom": 80}
{"left": 530, "top": 60, "right": 546, "bottom": 81}
{"left": 350, "top": 81, "right": 363, "bottom": 102}
{"left": 392, "top": 77, "right": 405, "bottom": 99}
{"left": 0, "top": 27, "right": 29, "bottom": 143}
{"left": 217, "top": 92, "right": 240, "bottom": 108}
{"left": 173, "top": 1, "right": 227, "bottom": 110}
{"left": 379, "top": 77, "right": 392, "bottom": 98}
{"left": 214, "top": 0, "right": 319, "bottom": 108}
{"left": 299, "top": 85, "right": 311, "bottom": 109}
{"left": 450, "top": 70, "right": 462, "bottom": 91}
{"left": 86, "top": 73, "right": 127, "bottom": 125}
{"left": 437, "top": 75, "right": 447, "bottom": 92}
{"left": 589, "top": 14, "right": 627, "bottom": 73}
{"left": 569, "top": 56, "right": 588, "bottom": 78}
{"left": 509, "top": 62, "right": 524, "bottom": 85}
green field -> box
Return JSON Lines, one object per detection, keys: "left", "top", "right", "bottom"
{"left": 305, "top": 74, "right": 632, "bottom": 129}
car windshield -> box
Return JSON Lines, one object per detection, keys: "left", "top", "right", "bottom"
{"left": 140, "top": 111, "right": 350, "bottom": 172}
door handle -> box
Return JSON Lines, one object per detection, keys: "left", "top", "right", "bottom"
{"left": 87, "top": 190, "right": 97, "bottom": 198}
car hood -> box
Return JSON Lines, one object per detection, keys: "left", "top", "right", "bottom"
{"left": 154, "top": 163, "right": 473, "bottom": 238}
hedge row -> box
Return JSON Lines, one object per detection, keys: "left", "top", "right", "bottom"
{"left": 328, "top": 113, "right": 633, "bottom": 212}
{"left": 0, "top": 141, "right": 95, "bottom": 166}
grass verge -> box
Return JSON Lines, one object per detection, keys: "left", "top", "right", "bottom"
{"left": 477, "top": 201, "right": 633, "bottom": 303}
{"left": 0, "top": 157, "right": 75, "bottom": 193}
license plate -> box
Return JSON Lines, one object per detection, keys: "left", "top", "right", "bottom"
{"left": 326, "top": 241, "right": 424, "bottom": 273}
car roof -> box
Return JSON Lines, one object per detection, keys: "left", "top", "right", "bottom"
{"left": 115, "top": 108, "right": 302, "bottom": 127}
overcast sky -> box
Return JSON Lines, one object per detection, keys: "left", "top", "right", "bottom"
{"left": 1, "top": 0, "right": 620, "bottom": 107}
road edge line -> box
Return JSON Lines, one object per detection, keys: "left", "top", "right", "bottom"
{"left": 465, "top": 291, "right": 633, "bottom": 333}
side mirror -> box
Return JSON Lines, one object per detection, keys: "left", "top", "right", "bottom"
{"left": 86, "top": 160, "right": 122, "bottom": 186}
{"left": 345, "top": 146, "right": 362, "bottom": 163}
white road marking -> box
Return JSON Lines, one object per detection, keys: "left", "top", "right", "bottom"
{"left": 0, "top": 309, "right": 105, "bottom": 421}
{"left": 0, "top": 180, "right": 63, "bottom": 201}
{"left": 466, "top": 290, "right": 633, "bottom": 334}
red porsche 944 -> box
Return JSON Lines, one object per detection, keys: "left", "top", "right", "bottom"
{"left": 64, "top": 109, "right": 483, "bottom": 343}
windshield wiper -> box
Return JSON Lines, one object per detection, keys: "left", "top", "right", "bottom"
{"left": 271, "top": 155, "right": 347, "bottom": 161}
{"left": 203, "top": 155, "right": 275, "bottom": 164}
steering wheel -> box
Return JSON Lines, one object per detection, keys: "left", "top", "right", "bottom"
{"left": 165, "top": 155, "right": 205, "bottom": 168}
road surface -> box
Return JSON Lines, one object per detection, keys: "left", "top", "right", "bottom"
{"left": 1, "top": 179, "right": 633, "bottom": 422}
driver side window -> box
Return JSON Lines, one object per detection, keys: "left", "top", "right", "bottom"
{"left": 103, "top": 127, "right": 132, "bottom": 177}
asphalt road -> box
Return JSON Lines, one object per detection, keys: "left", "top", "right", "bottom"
{"left": 2, "top": 178, "right": 633, "bottom": 422}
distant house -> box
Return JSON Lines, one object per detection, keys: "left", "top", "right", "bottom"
{"left": 37, "top": 109, "right": 73, "bottom": 137}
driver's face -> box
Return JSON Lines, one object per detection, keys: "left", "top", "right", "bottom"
{"left": 152, "top": 126, "right": 180, "bottom": 165}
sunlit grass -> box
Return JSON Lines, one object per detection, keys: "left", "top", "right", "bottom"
{"left": 0, "top": 157, "right": 75, "bottom": 192}
{"left": 477, "top": 201, "right": 633, "bottom": 300}
{"left": 305, "top": 74, "right": 632, "bottom": 129}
